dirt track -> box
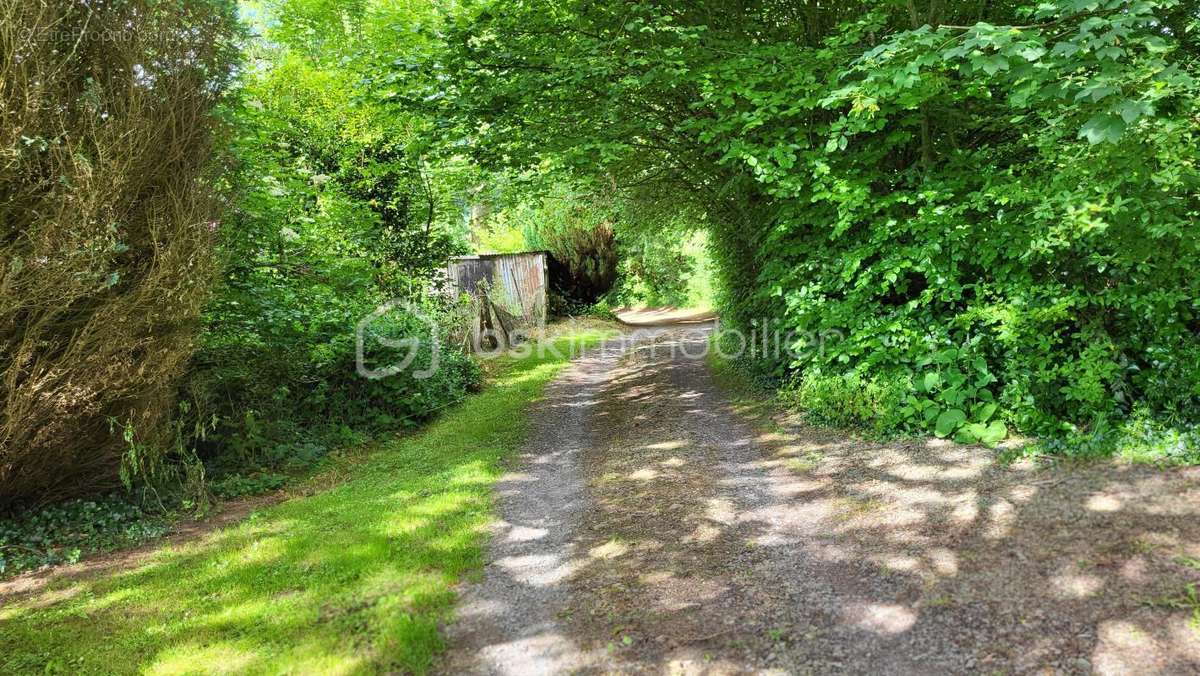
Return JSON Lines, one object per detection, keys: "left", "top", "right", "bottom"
{"left": 443, "top": 322, "right": 1200, "bottom": 675}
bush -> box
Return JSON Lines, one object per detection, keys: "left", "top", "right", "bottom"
{"left": 698, "top": 2, "right": 1200, "bottom": 447}
{"left": 0, "top": 0, "right": 239, "bottom": 508}
{"left": 444, "top": 0, "right": 1200, "bottom": 458}
{"left": 782, "top": 371, "right": 907, "bottom": 437}
{"left": 182, "top": 24, "right": 482, "bottom": 478}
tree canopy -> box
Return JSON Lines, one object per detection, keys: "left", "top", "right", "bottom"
{"left": 440, "top": 0, "right": 1200, "bottom": 445}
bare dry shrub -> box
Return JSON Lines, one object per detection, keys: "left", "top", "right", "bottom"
{"left": 0, "top": 0, "right": 238, "bottom": 508}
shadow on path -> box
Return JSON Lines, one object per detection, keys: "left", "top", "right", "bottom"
{"left": 444, "top": 323, "right": 1200, "bottom": 674}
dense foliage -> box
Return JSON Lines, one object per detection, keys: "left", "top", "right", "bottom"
{"left": 478, "top": 181, "right": 715, "bottom": 309}
{"left": 1, "top": 0, "right": 482, "bottom": 516}
{"left": 184, "top": 0, "right": 481, "bottom": 481}
{"left": 0, "top": 494, "right": 168, "bottom": 575}
{"left": 443, "top": 0, "right": 1200, "bottom": 449}
{"left": 0, "top": 0, "right": 239, "bottom": 507}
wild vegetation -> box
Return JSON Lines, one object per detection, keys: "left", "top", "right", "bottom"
{"left": 0, "top": 0, "right": 239, "bottom": 508}
{"left": 0, "top": 327, "right": 614, "bottom": 673}
{"left": 3, "top": 0, "right": 1200, "bottom": 672}
{"left": 2, "top": 0, "right": 1198, "bottom": 588}
{"left": 442, "top": 0, "right": 1200, "bottom": 453}
{"left": 186, "top": 0, "right": 481, "bottom": 501}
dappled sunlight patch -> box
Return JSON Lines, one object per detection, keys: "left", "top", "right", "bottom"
{"left": 950, "top": 494, "right": 979, "bottom": 524}
{"left": 495, "top": 552, "right": 580, "bottom": 586}
{"left": 1050, "top": 570, "right": 1105, "bottom": 599}
{"left": 660, "top": 457, "right": 686, "bottom": 467}
{"left": 769, "top": 476, "right": 827, "bottom": 498}
{"left": 231, "top": 536, "right": 287, "bottom": 567}
{"left": 146, "top": 642, "right": 260, "bottom": 676}
{"left": 474, "top": 631, "right": 594, "bottom": 674}
{"left": 589, "top": 539, "right": 629, "bottom": 560}
{"left": 1166, "top": 618, "right": 1200, "bottom": 654}
{"left": 937, "top": 463, "right": 988, "bottom": 480}
{"left": 928, "top": 547, "right": 958, "bottom": 576}
{"left": 876, "top": 553, "right": 921, "bottom": 572}
{"left": 408, "top": 490, "right": 477, "bottom": 519}
{"left": 495, "top": 362, "right": 563, "bottom": 388}
{"left": 1120, "top": 556, "right": 1151, "bottom": 582}
{"left": 628, "top": 467, "right": 661, "bottom": 481}
{"left": 89, "top": 586, "right": 140, "bottom": 612}
{"left": 704, "top": 497, "right": 736, "bottom": 524}
{"left": 681, "top": 522, "right": 722, "bottom": 544}
{"left": 885, "top": 462, "right": 947, "bottom": 481}
{"left": 425, "top": 527, "right": 483, "bottom": 557}
{"left": 504, "top": 524, "right": 549, "bottom": 542}
{"left": 1093, "top": 620, "right": 1162, "bottom": 673}
{"left": 1006, "top": 484, "right": 1038, "bottom": 504}
{"left": 639, "top": 570, "right": 675, "bottom": 585}
{"left": 984, "top": 499, "right": 1016, "bottom": 539}
{"left": 1086, "top": 494, "right": 1123, "bottom": 512}
{"left": 383, "top": 516, "right": 430, "bottom": 537}
{"left": 194, "top": 596, "right": 301, "bottom": 634}
{"left": 842, "top": 602, "right": 917, "bottom": 635}
{"left": 646, "top": 441, "right": 687, "bottom": 451}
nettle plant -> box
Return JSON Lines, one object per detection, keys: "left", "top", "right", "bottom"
{"left": 902, "top": 344, "right": 1008, "bottom": 446}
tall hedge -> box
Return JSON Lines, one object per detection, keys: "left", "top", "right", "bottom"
{"left": 0, "top": 0, "right": 238, "bottom": 507}
{"left": 444, "top": 0, "right": 1200, "bottom": 442}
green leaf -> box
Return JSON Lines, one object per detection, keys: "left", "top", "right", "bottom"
{"left": 956, "top": 423, "right": 984, "bottom": 444}
{"left": 1079, "top": 113, "right": 1126, "bottom": 145}
{"left": 1018, "top": 46, "right": 1046, "bottom": 62}
{"left": 978, "top": 420, "right": 1008, "bottom": 446}
{"left": 1115, "top": 100, "right": 1153, "bottom": 124}
{"left": 974, "top": 402, "right": 998, "bottom": 423}
{"left": 922, "top": 372, "right": 941, "bottom": 392}
{"left": 934, "top": 409, "right": 967, "bottom": 438}
{"left": 939, "top": 387, "right": 964, "bottom": 406}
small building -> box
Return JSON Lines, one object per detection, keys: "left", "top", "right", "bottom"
{"left": 446, "top": 251, "right": 549, "bottom": 348}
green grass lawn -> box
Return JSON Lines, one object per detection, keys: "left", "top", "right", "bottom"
{"left": 0, "top": 327, "right": 613, "bottom": 675}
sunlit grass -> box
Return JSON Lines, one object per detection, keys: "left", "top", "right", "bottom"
{"left": 0, "top": 328, "right": 614, "bottom": 675}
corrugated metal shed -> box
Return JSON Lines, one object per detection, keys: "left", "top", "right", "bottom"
{"left": 446, "top": 252, "right": 548, "bottom": 328}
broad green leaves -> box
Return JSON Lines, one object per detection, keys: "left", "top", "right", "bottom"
{"left": 440, "top": 0, "right": 1200, "bottom": 446}
{"left": 1079, "top": 113, "right": 1126, "bottom": 144}
{"left": 935, "top": 409, "right": 967, "bottom": 438}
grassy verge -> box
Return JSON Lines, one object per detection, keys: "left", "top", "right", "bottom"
{"left": 704, "top": 348, "right": 783, "bottom": 431}
{"left": 0, "top": 326, "right": 615, "bottom": 675}
{"left": 710, "top": 344, "right": 1198, "bottom": 466}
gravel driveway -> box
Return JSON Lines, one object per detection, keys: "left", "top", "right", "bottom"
{"left": 442, "top": 322, "right": 1200, "bottom": 674}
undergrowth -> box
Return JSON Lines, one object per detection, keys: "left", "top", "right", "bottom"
{"left": 0, "top": 326, "right": 614, "bottom": 674}
{"left": 712, "top": 331, "right": 1199, "bottom": 464}
{"left": 0, "top": 497, "right": 169, "bottom": 576}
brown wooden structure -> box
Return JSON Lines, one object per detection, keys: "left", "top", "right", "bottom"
{"left": 446, "top": 252, "right": 549, "bottom": 350}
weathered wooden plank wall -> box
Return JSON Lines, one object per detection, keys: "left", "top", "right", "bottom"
{"left": 446, "top": 252, "right": 548, "bottom": 327}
